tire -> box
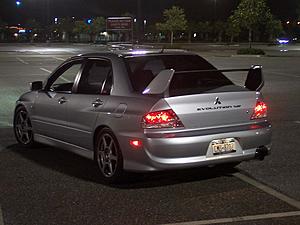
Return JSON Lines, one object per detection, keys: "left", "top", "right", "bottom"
{"left": 13, "top": 106, "right": 35, "bottom": 148}
{"left": 94, "top": 128, "right": 124, "bottom": 183}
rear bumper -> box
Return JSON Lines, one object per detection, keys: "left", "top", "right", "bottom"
{"left": 118, "top": 122, "right": 272, "bottom": 172}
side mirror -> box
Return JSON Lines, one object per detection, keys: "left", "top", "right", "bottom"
{"left": 244, "top": 65, "right": 264, "bottom": 91}
{"left": 30, "top": 81, "right": 43, "bottom": 91}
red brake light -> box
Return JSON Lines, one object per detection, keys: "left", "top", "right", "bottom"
{"left": 251, "top": 101, "right": 268, "bottom": 120}
{"left": 142, "top": 109, "right": 184, "bottom": 129}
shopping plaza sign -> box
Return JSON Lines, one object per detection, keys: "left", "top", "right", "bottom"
{"left": 106, "top": 17, "right": 133, "bottom": 31}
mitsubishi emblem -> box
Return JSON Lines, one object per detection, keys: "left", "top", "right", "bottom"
{"left": 214, "top": 97, "right": 221, "bottom": 105}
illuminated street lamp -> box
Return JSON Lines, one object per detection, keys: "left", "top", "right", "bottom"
{"left": 16, "top": 1, "right": 21, "bottom": 7}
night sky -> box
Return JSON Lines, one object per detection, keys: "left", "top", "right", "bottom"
{"left": 0, "top": 0, "right": 299, "bottom": 25}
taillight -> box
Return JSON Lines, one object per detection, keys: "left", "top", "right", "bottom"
{"left": 251, "top": 101, "right": 268, "bottom": 120}
{"left": 142, "top": 109, "right": 184, "bottom": 129}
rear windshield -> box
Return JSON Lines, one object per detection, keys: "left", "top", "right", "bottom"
{"left": 124, "top": 55, "right": 233, "bottom": 96}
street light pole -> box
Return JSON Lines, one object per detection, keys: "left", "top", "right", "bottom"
{"left": 213, "top": 0, "right": 217, "bottom": 42}
{"left": 137, "top": 0, "right": 142, "bottom": 43}
{"left": 45, "top": 0, "right": 51, "bottom": 42}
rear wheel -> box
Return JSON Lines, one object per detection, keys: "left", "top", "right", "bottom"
{"left": 13, "top": 106, "right": 35, "bottom": 147}
{"left": 94, "top": 128, "right": 124, "bottom": 183}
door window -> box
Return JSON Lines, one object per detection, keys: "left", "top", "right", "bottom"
{"left": 49, "top": 61, "right": 82, "bottom": 93}
{"left": 77, "top": 59, "right": 113, "bottom": 95}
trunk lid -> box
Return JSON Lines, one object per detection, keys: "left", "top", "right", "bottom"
{"left": 164, "top": 91, "right": 257, "bottom": 129}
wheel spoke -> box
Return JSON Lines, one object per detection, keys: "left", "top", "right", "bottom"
{"left": 108, "top": 139, "right": 113, "bottom": 149}
{"left": 102, "top": 136, "right": 108, "bottom": 148}
{"left": 107, "top": 161, "right": 113, "bottom": 175}
{"left": 19, "top": 111, "right": 27, "bottom": 123}
{"left": 110, "top": 154, "right": 117, "bottom": 161}
{"left": 23, "top": 127, "right": 33, "bottom": 132}
{"left": 24, "top": 132, "right": 30, "bottom": 143}
{"left": 99, "top": 151, "right": 105, "bottom": 164}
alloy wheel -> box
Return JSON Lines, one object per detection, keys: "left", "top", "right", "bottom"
{"left": 97, "top": 133, "right": 119, "bottom": 177}
{"left": 14, "top": 109, "right": 33, "bottom": 145}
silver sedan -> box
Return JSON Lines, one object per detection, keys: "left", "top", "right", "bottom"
{"left": 13, "top": 49, "right": 271, "bottom": 183}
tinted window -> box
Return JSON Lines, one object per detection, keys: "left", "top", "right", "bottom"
{"left": 49, "top": 61, "right": 82, "bottom": 93}
{"left": 169, "top": 71, "right": 233, "bottom": 97}
{"left": 77, "top": 59, "right": 112, "bottom": 95}
{"left": 125, "top": 55, "right": 233, "bottom": 95}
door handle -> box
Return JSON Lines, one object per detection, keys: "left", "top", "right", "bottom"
{"left": 58, "top": 97, "right": 67, "bottom": 104}
{"left": 92, "top": 98, "right": 103, "bottom": 108}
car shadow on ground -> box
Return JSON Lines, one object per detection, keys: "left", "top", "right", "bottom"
{"left": 6, "top": 142, "right": 238, "bottom": 189}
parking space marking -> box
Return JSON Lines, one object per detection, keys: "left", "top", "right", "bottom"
{"left": 52, "top": 56, "right": 65, "bottom": 61}
{"left": 0, "top": 205, "right": 4, "bottom": 225}
{"left": 16, "top": 57, "right": 29, "bottom": 65}
{"left": 234, "top": 172, "right": 300, "bottom": 210}
{"left": 40, "top": 68, "right": 52, "bottom": 74}
{"left": 164, "top": 211, "right": 300, "bottom": 225}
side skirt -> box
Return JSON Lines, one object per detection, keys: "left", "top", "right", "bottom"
{"left": 34, "top": 134, "right": 94, "bottom": 160}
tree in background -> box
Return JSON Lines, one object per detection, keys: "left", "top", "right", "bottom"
{"left": 186, "top": 21, "right": 199, "bottom": 43}
{"left": 230, "top": 0, "right": 273, "bottom": 47}
{"left": 24, "top": 19, "right": 42, "bottom": 43}
{"left": 297, "top": 4, "right": 300, "bottom": 20}
{"left": 226, "top": 17, "right": 241, "bottom": 43}
{"left": 265, "top": 17, "right": 283, "bottom": 42}
{"left": 73, "top": 20, "right": 89, "bottom": 42}
{"left": 53, "top": 18, "right": 74, "bottom": 42}
{"left": 214, "top": 21, "right": 226, "bottom": 42}
{"left": 198, "top": 21, "right": 213, "bottom": 41}
{"left": 89, "top": 17, "right": 106, "bottom": 42}
{"left": 73, "top": 17, "right": 105, "bottom": 42}
{"left": 0, "top": 19, "right": 8, "bottom": 41}
{"left": 156, "top": 6, "right": 187, "bottom": 45}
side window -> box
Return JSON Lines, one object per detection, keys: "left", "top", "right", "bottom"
{"left": 77, "top": 59, "right": 112, "bottom": 95}
{"left": 49, "top": 62, "right": 82, "bottom": 93}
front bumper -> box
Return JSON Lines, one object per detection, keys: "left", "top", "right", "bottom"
{"left": 117, "top": 122, "right": 272, "bottom": 172}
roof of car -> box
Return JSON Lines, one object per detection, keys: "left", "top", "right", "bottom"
{"left": 73, "top": 45, "right": 197, "bottom": 60}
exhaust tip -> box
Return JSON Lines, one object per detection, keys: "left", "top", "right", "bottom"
{"left": 255, "top": 146, "right": 269, "bottom": 160}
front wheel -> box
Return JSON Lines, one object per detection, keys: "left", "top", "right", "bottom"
{"left": 13, "top": 106, "right": 35, "bottom": 147}
{"left": 94, "top": 128, "right": 124, "bottom": 183}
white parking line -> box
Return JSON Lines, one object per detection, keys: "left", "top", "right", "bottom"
{"left": 234, "top": 172, "right": 300, "bottom": 210}
{"left": 16, "top": 57, "right": 29, "bottom": 65}
{"left": 40, "top": 68, "right": 52, "bottom": 74}
{"left": 0, "top": 205, "right": 4, "bottom": 225}
{"left": 164, "top": 211, "right": 300, "bottom": 225}
{"left": 52, "top": 56, "right": 65, "bottom": 61}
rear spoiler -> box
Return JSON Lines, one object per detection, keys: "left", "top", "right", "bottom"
{"left": 142, "top": 65, "right": 263, "bottom": 96}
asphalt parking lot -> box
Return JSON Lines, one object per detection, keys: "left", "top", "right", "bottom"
{"left": 0, "top": 43, "right": 299, "bottom": 225}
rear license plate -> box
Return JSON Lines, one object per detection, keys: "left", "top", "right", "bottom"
{"left": 212, "top": 138, "right": 236, "bottom": 155}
